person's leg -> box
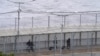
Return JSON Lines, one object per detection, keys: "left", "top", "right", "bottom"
{"left": 29, "top": 46, "right": 31, "bottom": 52}
{"left": 67, "top": 44, "right": 68, "bottom": 49}
{"left": 30, "top": 46, "right": 34, "bottom": 52}
{"left": 69, "top": 44, "right": 70, "bottom": 49}
{"left": 56, "top": 44, "right": 57, "bottom": 49}
{"left": 27, "top": 46, "right": 30, "bottom": 52}
{"left": 68, "top": 44, "right": 69, "bottom": 49}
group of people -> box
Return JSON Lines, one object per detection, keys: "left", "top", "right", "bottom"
{"left": 49, "top": 38, "right": 70, "bottom": 50}
{"left": 53, "top": 38, "right": 70, "bottom": 49}
{"left": 26, "top": 38, "right": 70, "bottom": 52}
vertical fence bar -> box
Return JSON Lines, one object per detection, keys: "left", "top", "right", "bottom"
{"left": 63, "top": 33, "right": 66, "bottom": 48}
{"left": 54, "top": 34, "right": 57, "bottom": 56}
{"left": 14, "top": 36, "right": 17, "bottom": 56}
{"left": 79, "top": 32, "right": 81, "bottom": 46}
{"left": 87, "top": 32, "right": 90, "bottom": 54}
{"left": 90, "top": 32, "right": 94, "bottom": 56}
{"left": 38, "top": 35, "right": 41, "bottom": 56}
{"left": 3, "top": 37, "right": 6, "bottom": 53}
{"left": 60, "top": 24, "right": 63, "bottom": 56}
{"left": 60, "top": 15, "right": 64, "bottom": 56}
{"left": 95, "top": 14, "right": 98, "bottom": 45}
{"left": 95, "top": 31, "right": 97, "bottom": 45}
{"left": 32, "top": 35, "right": 34, "bottom": 52}
{"left": 79, "top": 14, "right": 82, "bottom": 47}
{"left": 48, "top": 34, "right": 50, "bottom": 50}
{"left": 71, "top": 32, "right": 75, "bottom": 56}
{"left": 35, "top": 35, "right": 37, "bottom": 51}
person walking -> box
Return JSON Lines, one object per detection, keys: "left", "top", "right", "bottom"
{"left": 67, "top": 38, "right": 70, "bottom": 49}
{"left": 26, "top": 40, "right": 34, "bottom": 52}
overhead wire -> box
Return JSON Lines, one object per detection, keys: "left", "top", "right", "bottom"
{"left": 2, "top": 0, "right": 100, "bottom": 16}
{"left": 1, "top": 0, "right": 100, "bottom": 29}
{"left": 0, "top": 11, "right": 17, "bottom": 15}
{"left": 21, "top": 9, "right": 100, "bottom": 16}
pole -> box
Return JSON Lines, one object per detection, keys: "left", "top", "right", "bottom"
{"left": 38, "top": 35, "right": 41, "bottom": 56}
{"left": 47, "top": 34, "right": 50, "bottom": 49}
{"left": 32, "top": 17, "right": 34, "bottom": 32}
{"left": 54, "top": 34, "right": 57, "bottom": 56}
{"left": 95, "top": 14, "right": 97, "bottom": 26}
{"left": 95, "top": 14, "right": 98, "bottom": 45}
{"left": 79, "top": 14, "right": 82, "bottom": 46}
{"left": 18, "top": 3, "right": 21, "bottom": 33}
{"left": 48, "top": 16, "right": 50, "bottom": 29}
{"left": 95, "top": 31, "right": 97, "bottom": 45}
{"left": 63, "top": 33, "right": 66, "bottom": 48}
{"left": 31, "top": 35, "right": 34, "bottom": 56}
{"left": 71, "top": 32, "right": 75, "bottom": 56}
{"left": 32, "top": 17, "right": 34, "bottom": 28}
{"left": 33, "top": 35, "right": 37, "bottom": 56}
{"left": 90, "top": 32, "right": 94, "bottom": 56}
{"left": 59, "top": 15, "right": 65, "bottom": 56}
{"left": 14, "top": 2, "right": 21, "bottom": 56}
{"left": 87, "top": 32, "right": 90, "bottom": 53}
{"left": 79, "top": 32, "right": 81, "bottom": 46}
{"left": 80, "top": 14, "right": 82, "bottom": 26}
{"left": 7, "top": 0, "right": 35, "bottom": 55}
{"left": 35, "top": 36, "right": 37, "bottom": 54}
{"left": 60, "top": 24, "right": 63, "bottom": 56}
{"left": 3, "top": 37, "right": 6, "bottom": 53}
{"left": 64, "top": 16, "right": 66, "bottom": 27}
{"left": 15, "top": 18, "right": 17, "bottom": 30}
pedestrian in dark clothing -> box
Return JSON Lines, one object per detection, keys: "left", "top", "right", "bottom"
{"left": 26, "top": 40, "right": 34, "bottom": 52}
{"left": 67, "top": 38, "right": 70, "bottom": 49}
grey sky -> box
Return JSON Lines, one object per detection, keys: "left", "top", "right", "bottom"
{"left": 0, "top": 0, "right": 100, "bottom": 28}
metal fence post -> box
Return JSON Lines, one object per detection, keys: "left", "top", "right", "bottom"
{"left": 71, "top": 32, "right": 75, "bottom": 56}
{"left": 3, "top": 37, "right": 6, "bottom": 53}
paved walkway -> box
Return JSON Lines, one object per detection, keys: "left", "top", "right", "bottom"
{"left": 17, "top": 46, "right": 100, "bottom": 56}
